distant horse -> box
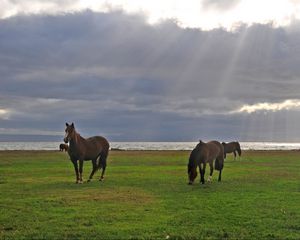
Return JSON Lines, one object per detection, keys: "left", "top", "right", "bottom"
{"left": 222, "top": 141, "right": 241, "bottom": 160}
{"left": 64, "top": 122, "right": 110, "bottom": 184}
{"left": 59, "top": 143, "right": 69, "bottom": 152}
{"left": 188, "top": 140, "right": 224, "bottom": 185}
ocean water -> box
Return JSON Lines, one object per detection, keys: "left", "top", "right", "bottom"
{"left": 0, "top": 141, "right": 300, "bottom": 151}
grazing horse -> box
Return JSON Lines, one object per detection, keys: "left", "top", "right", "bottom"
{"left": 222, "top": 141, "right": 241, "bottom": 160}
{"left": 188, "top": 140, "right": 224, "bottom": 185}
{"left": 64, "top": 122, "right": 110, "bottom": 184}
{"left": 59, "top": 143, "right": 69, "bottom": 152}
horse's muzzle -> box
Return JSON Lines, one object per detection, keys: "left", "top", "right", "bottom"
{"left": 64, "top": 138, "right": 68, "bottom": 144}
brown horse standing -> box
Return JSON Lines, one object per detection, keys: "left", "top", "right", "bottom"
{"left": 59, "top": 143, "right": 69, "bottom": 152}
{"left": 64, "top": 122, "right": 110, "bottom": 184}
{"left": 188, "top": 140, "right": 224, "bottom": 185}
{"left": 222, "top": 141, "right": 241, "bottom": 160}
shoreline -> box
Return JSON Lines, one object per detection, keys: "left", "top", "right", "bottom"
{"left": 0, "top": 149, "right": 300, "bottom": 152}
{"left": 1, "top": 141, "right": 300, "bottom": 151}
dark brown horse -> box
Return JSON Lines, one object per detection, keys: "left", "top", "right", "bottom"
{"left": 188, "top": 140, "right": 224, "bottom": 185}
{"left": 59, "top": 143, "right": 69, "bottom": 152}
{"left": 64, "top": 122, "right": 110, "bottom": 184}
{"left": 222, "top": 141, "right": 241, "bottom": 160}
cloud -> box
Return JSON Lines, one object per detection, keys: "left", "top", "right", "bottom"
{"left": 1, "top": 11, "right": 300, "bottom": 141}
{"left": 201, "top": 0, "right": 240, "bottom": 11}
{"left": 233, "top": 99, "right": 300, "bottom": 114}
{"left": 0, "top": 108, "right": 10, "bottom": 120}
{"left": 0, "top": 127, "right": 61, "bottom": 136}
{"left": 0, "top": 0, "right": 300, "bottom": 30}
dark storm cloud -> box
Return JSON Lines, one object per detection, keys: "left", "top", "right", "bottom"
{"left": 1, "top": 11, "right": 300, "bottom": 141}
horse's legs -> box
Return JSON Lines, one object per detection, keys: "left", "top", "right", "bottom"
{"left": 71, "top": 160, "right": 79, "bottom": 183}
{"left": 233, "top": 151, "right": 237, "bottom": 160}
{"left": 87, "top": 159, "right": 98, "bottom": 182}
{"left": 207, "top": 163, "right": 213, "bottom": 182}
{"left": 100, "top": 165, "right": 106, "bottom": 181}
{"left": 218, "top": 169, "right": 222, "bottom": 182}
{"left": 199, "top": 165, "right": 203, "bottom": 184}
{"left": 78, "top": 159, "right": 84, "bottom": 184}
{"left": 199, "top": 163, "right": 206, "bottom": 184}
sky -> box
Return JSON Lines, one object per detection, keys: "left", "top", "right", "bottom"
{"left": 1, "top": 0, "right": 300, "bottom": 142}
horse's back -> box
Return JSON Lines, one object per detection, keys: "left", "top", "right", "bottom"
{"left": 223, "top": 141, "right": 240, "bottom": 153}
{"left": 73, "top": 136, "right": 109, "bottom": 160}
{"left": 86, "top": 136, "right": 110, "bottom": 152}
{"left": 206, "top": 141, "right": 223, "bottom": 159}
{"left": 206, "top": 141, "right": 224, "bottom": 170}
{"left": 87, "top": 136, "right": 109, "bottom": 146}
{"left": 192, "top": 140, "right": 223, "bottom": 164}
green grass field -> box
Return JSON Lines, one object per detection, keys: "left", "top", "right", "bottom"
{"left": 0, "top": 150, "right": 299, "bottom": 239}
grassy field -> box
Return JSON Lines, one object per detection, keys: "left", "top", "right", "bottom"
{"left": 0, "top": 150, "right": 299, "bottom": 239}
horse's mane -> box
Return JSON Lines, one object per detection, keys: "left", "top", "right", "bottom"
{"left": 195, "top": 140, "right": 205, "bottom": 151}
{"left": 188, "top": 141, "right": 205, "bottom": 169}
{"left": 188, "top": 149, "right": 196, "bottom": 169}
{"left": 73, "top": 130, "right": 84, "bottom": 141}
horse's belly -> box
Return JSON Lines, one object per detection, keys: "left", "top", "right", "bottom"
{"left": 83, "top": 153, "right": 100, "bottom": 161}
{"left": 68, "top": 151, "right": 98, "bottom": 161}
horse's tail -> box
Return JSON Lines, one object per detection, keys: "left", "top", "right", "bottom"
{"left": 215, "top": 148, "right": 224, "bottom": 171}
{"left": 98, "top": 148, "right": 109, "bottom": 169}
{"left": 215, "top": 144, "right": 224, "bottom": 171}
{"left": 97, "top": 148, "right": 109, "bottom": 180}
{"left": 236, "top": 142, "right": 242, "bottom": 156}
{"left": 215, "top": 157, "right": 224, "bottom": 171}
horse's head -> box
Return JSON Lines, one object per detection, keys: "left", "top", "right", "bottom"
{"left": 64, "top": 122, "right": 75, "bottom": 143}
{"left": 187, "top": 163, "right": 197, "bottom": 185}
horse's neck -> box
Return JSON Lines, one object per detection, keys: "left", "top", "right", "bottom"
{"left": 69, "top": 132, "right": 86, "bottom": 149}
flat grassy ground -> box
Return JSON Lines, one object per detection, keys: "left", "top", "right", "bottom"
{"left": 0, "top": 150, "right": 299, "bottom": 240}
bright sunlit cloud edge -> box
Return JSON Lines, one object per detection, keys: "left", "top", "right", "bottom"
{"left": 0, "top": 0, "right": 300, "bottom": 31}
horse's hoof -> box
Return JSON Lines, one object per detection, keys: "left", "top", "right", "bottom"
{"left": 99, "top": 177, "right": 104, "bottom": 182}
{"left": 188, "top": 182, "right": 193, "bottom": 185}
{"left": 87, "top": 179, "right": 91, "bottom": 183}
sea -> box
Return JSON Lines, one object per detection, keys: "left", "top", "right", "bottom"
{"left": 0, "top": 141, "right": 300, "bottom": 151}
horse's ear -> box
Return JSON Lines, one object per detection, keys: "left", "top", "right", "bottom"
{"left": 66, "top": 122, "right": 69, "bottom": 127}
{"left": 71, "top": 122, "right": 74, "bottom": 128}
{"left": 199, "top": 140, "right": 203, "bottom": 143}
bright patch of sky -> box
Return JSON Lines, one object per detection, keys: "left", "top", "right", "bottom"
{"left": 1, "top": 0, "right": 300, "bottom": 30}
{"left": 0, "top": 109, "right": 10, "bottom": 120}
{"left": 234, "top": 99, "right": 300, "bottom": 114}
